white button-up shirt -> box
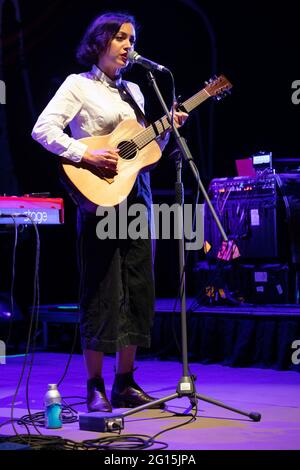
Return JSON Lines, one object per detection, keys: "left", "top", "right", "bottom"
{"left": 31, "top": 65, "right": 147, "bottom": 163}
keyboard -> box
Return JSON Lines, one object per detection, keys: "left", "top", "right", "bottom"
{"left": 0, "top": 196, "right": 64, "bottom": 225}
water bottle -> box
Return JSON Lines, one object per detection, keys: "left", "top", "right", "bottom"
{"left": 44, "top": 384, "right": 62, "bottom": 429}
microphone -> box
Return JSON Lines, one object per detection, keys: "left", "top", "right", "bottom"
{"left": 127, "top": 50, "right": 169, "bottom": 73}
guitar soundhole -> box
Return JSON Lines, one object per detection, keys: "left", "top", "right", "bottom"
{"left": 118, "top": 141, "right": 138, "bottom": 160}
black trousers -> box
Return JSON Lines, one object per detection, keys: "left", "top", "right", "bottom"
{"left": 77, "top": 209, "right": 155, "bottom": 353}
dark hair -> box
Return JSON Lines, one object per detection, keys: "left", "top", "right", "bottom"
{"left": 76, "top": 12, "right": 136, "bottom": 67}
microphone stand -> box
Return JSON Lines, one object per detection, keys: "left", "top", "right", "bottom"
{"left": 116, "top": 71, "right": 261, "bottom": 424}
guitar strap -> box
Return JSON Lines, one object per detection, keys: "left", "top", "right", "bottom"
{"left": 119, "top": 81, "right": 149, "bottom": 127}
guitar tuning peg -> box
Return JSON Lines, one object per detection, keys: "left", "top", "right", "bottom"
{"left": 205, "top": 80, "right": 209, "bottom": 85}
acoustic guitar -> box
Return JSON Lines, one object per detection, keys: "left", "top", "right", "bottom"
{"left": 61, "top": 75, "right": 232, "bottom": 208}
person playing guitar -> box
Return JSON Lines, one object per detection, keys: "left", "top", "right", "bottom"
{"left": 32, "top": 12, "right": 188, "bottom": 413}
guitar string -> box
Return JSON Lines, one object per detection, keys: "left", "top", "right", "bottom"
{"left": 95, "top": 83, "right": 226, "bottom": 172}
{"left": 112, "top": 89, "right": 211, "bottom": 159}
{"left": 117, "top": 103, "right": 195, "bottom": 159}
{"left": 124, "top": 83, "right": 225, "bottom": 151}
{"left": 115, "top": 125, "right": 158, "bottom": 158}
{"left": 117, "top": 118, "right": 164, "bottom": 159}
{"left": 100, "top": 83, "right": 229, "bottom": 164}
{"left": 119, "top": 95, "right": 197, "bottom": 156}
{"left": 121, "top": 89, "right": 208, "bottom": 150}
{"left": 121, "top": 125, "right": 162, "bottom": 157}
{"left": 98, "top": 88, "right": 226, "bottom": 167}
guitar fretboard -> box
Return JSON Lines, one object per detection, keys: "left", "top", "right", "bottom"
{"left": 133, "top": 88, "right": 210, "bottom": 150}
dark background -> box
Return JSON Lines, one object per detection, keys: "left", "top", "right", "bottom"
{"left": 1, "top": 0, "right": 299, "bottom": 312}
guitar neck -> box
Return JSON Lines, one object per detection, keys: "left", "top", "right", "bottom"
{"left": 133, "top": 88, "right": 210, "bottom": 149}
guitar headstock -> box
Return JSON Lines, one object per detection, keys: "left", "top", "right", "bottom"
{"left": 204, "top": 75, "right": 233, "bottom": 101}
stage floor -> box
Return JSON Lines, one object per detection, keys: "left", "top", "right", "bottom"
{"left": 1, "top": 353, "right": 300, "bottom": 450}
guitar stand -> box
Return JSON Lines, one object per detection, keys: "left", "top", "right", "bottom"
{"left": 117, "top": 71, "right": 261, "bottom": 428}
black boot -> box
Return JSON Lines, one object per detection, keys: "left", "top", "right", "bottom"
{"left": 87, "top": 376, "right": 112, "bottom": 413}
{"left": 111, "top": 371, "right": 164, "bottom": 409}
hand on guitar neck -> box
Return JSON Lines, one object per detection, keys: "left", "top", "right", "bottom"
{"left": 172, "top": 102, "right": 189, "bottom": 128}
{"left": 159, "top": 102, "right": 189, "bottom": 143}
{"left": 82, "top": 147, "right": 119, "bottom": 177}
